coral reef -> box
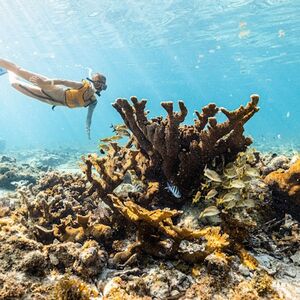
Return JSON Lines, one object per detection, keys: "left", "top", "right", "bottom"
{"left": 265, "top": 158, "right": 300, "bottom": 220}
{"left": 1, "top": 95, "right": 300, "bottom": 299}
{"left": 79, "top": 97, "right": 260, "bottom": 270}
{"left": 0, "top": 155, "right": 39, "bottom": 189}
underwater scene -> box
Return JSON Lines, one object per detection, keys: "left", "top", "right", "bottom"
{"left": 0, "top": 0, "right": 300, "bottom": 299}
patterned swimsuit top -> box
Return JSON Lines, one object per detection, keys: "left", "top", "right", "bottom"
{"left": 65, "top": 80, "right": 94, "bottom": 108}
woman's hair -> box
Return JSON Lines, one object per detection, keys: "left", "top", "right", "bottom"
{"left": 92, "top": 72, "right": 106, "bottom": 82}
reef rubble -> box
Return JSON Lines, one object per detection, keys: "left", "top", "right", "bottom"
{"left": 0, "top": 96, "right": 299, "bottom": 299}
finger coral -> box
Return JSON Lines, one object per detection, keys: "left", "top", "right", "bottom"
{"left": 112, "top": 95, "right": 259, "bottom": 193}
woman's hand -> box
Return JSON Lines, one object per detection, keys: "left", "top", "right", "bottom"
{"left": 29, "top": 76, "right": 53, "bottom": 87}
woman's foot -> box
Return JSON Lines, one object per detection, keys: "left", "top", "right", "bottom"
{"left": 0, "top": 67, "right": 7, "bottom": 76}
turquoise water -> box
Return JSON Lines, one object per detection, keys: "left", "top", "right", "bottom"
{"left": 0, "top": 0, "right": 299, "bottom": 151}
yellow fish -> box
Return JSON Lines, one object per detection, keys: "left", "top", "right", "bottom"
{"left": 230, "top": 179, "right": 245, "bottom": 189}
{"left": 204, "top": 166, "right": 222, "bottom": 182}
{"left": 192, "top": 191, "right": 201, "bottom": 204}
{"left": 245, "top": 167, "right": 260, "bottom": 177}
{"left": 205, "top": 189, "right": 218, "bottom": 200}
{"left": 199, "top": 206, "right": 220, "bottom": 218}
{"left": 111, "top": 124, "right": 128, "bottom": 131}
{"left": 115, "top": 129, "right": 131, "bottom": 137}
{"left": 100, "top": 135, "right": 122, "bottom": 143}
{"left": 219, "top": 191, "right": 241, "bottom": 204}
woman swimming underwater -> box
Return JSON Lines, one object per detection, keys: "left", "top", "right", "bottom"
{"left": 0, "top": 58, "right": 107, "bottom": 139}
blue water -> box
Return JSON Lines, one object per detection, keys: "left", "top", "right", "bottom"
{"left": 0, "top": 0, "right": 299, "bottom": 151}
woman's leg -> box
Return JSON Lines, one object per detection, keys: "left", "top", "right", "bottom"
{"left": 8, "top": 72, "right": 64, "bottom": 106}
{"left": 0, "top": 58, "right": 49, "bottom": 82}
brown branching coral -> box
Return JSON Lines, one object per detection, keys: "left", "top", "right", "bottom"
{"left": 19, "top": 172, "right": 112, "bottom": 244}
{"left": 112, "top": 95, "right": 259, "bottom": 191}
{"left": 81, "top": 145, "right": 147, "bottom": 204}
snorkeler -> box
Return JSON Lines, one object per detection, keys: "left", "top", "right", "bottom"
{"left": 0, "top": 58, "right": 107, "bottom": 139}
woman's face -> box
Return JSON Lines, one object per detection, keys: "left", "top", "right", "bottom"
{"left": 92, "top": 74, "right": 107, "bottom": 91}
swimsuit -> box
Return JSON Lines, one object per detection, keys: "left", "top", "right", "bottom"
{"left": 18, "top": 79, "right": 94, "bottom": 108}
{"left": 17, "top": 84, "right": 62, "bottom": 105}
{"left": 65, "top": 79, "right": 92, "bottom": 108}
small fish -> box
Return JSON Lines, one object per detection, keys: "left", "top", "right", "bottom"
{"left": 241, "top": 175, "right": 252, "bottom": 183}
{"left": 205, "top": 188, "right": 218, "bottom": 200}
{"left": 235, "top": 199, "right": 255, "bottom": 208}
{"left": 165, "top": 182, "right": 181, "bottom": 198}
{"left": 115, "top": 129, "right": 131, "bottom": 137}
{"left": 204, "top": 166, "right": 222, "bottom": 182}
{"left": 100, "top": 135, "right": 122, "bottom": 143}
{"left": 286, "top": 111, "right": 290, "bottom": 118}
{"left": 224, "top": 167, "right": 237, "bottom": 179}
{"left": 219, "top": 192, "right": 241, "bottom": 203}
{"left": 199, "top": 206, "right": 220, "bottom": 218}
{"left": 111, "top": 135, "right": 123, "bottom": 141}
{"left": 278, "top": 29, "right": 285, "bottom": 38}
{"left": 230, "top": 179, "right": 245, "bottom": 189}
{"left": 192, "top": 191, "right": 201, "bottom": 204}
{"left": 115, "top": 124, "right": 127, "bottom": 130}
{"left": 239, "top": 21, "right": 247, "bottom": 28}
{"left": 100, "top": 137, "right": 113, "bottom": 143}
{"left": 223, "top": 200, "right": 237, "bottom": 210}
{"left": 245, "top": 167, "right": 260, "bottom": 177}
{"left": 99, "top": 144, "right": 110, "bottom": 152}
{"left": 111, "top": 124, "right": 128, "bottom": 131}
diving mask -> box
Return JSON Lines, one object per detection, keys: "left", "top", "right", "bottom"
{"left": 86, "top": 77, "right": 107, "bottom": 96}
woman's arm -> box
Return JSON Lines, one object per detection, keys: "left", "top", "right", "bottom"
{"left": 52, "top": 79, "right": 83, "bottom": 89}
{"left": 85, "top": 100, "right": 98, "bottom": 139}
{"left": 29, "top": 76, "right": 83, "bottom": 89}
